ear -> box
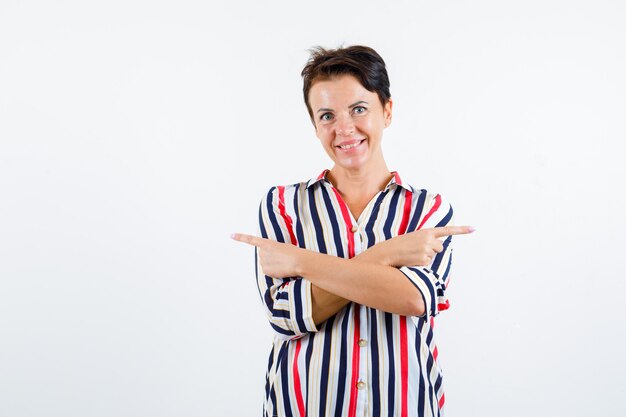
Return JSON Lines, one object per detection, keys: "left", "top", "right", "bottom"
{"left": 383, "top": 99, "right": 393, "bottom": 127}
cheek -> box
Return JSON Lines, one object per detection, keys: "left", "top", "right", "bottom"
{"left": 316, "top": 127, "right": 333, "bottom": 143}
{"left": 362, "top": 117, "right": 382, "bottom": 134}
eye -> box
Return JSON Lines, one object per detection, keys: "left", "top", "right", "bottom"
{"left": 353, "top": 106, "right": 367, "bottom": 114}
{"left": 320, "top": 112, "right": 334, "bottom": 122}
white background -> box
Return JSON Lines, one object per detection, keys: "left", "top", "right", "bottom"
{"left": 1, "top": 1, "right": 625, "bottom": 416}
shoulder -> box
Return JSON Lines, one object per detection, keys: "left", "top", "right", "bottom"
{"left": 258, "top": 180, "right": 310, "bottom": 208}
{"left": 258, "top": 181, "right": 308, "bottom": 242}
{"left": 403, "top": 183, "right": 454, "bottom": 228}
{"left": 403, "top": 181, "right": 450, "bottom": 206}
{"left": 414, "top": 188, "right": 451, "bottom": 209}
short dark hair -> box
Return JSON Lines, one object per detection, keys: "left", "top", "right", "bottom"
{"left": 301, "top": 45, "right": 391, "bottom": 120}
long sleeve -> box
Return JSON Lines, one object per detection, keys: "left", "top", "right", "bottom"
{"left": 257, "top": 173, "right": 456, "bottom": 415}
{"left": 255, "top": 186, "right": 318, "bottom": 340}
{"left": 399, "top": 192, "right": 455, "bottom": 321}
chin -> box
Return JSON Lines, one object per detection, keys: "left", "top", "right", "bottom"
{"left": 334, "top": 155, "right": 369, "bottom": 171}
{"left": 329, "top": 144, "right": 371, "bottom": 170}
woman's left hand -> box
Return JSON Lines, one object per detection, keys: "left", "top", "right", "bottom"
{"left": 231, "top": 233, "right": 305, "bottom": 278}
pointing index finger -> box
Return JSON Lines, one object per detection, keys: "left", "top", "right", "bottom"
{"left": 231, "top": 233, "right": 264, "bottom": 246}
{"left": 432, "top": 226, "right": 475, "bottom": 238}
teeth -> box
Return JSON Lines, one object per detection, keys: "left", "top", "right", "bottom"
{"left": 339, "top": 140, "right": 362, "bottom": 150}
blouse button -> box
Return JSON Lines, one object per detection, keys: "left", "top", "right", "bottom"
{"left": 351, "top": 225, "right": 358, "bottom": 233}
{"left": 356, "top": 380, "right": 366, "bottom": 390}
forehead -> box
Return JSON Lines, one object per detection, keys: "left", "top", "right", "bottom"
{"left": 308, "top": 74, "right": 376, "bottom": 108}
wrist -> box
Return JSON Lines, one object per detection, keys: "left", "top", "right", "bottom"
{"left": 296, "top": 248, "right": 317, "bottom": 277}
{"left": 357, "top": 242, "right": 394, "bottom": 266}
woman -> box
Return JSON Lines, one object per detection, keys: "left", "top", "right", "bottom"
{"left": 232, "top": 45, "right": 473, "bottom": 417}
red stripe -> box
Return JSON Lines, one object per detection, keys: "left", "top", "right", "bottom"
{"left": 399, "top": 190, "right": 412, "bottom": 417}
{"left": 400, "top": 316, "right": 409, "bottom": 417}
{"left": 438, "top": 300, "right": 450, "bottom": 311}
{"left": 433, "top": 345, "right": 438, "bottom": 360}
{"left": 416, "top": 194, "right": 442, "bottom": 230}
{"left": 293, "top": 339, "right": 306, "bottom": 416}
{"left": 277, "top": 186, "right": 297, "bottom": 245}
{"left": 331, "top": 186, "right": 359, "bottom": 415}
{"left": 393, "top": 171, "right": 402, "bottom": 186}
{"left": 347, "top": 309, "right": 361, "bottom": 417}
{"left": 331, "top": 188, "right": 355, "bottom": 258}
{"left": 316, "top": 169, "right": 328, "bottom": 181}
{"left": 438, "top": 392, "right": 446, "bottom": 409}
{"left": 398, "top": 191, "right": 412, "bottom": 235}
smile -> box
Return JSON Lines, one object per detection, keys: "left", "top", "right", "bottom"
{"left": 336, "top": 139, "right": 366, "bottom": 150}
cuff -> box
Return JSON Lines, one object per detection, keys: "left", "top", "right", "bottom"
{"left": 286, "top": 278, "right": 318, "bottom": 337}
{"left": 399, "top": 266, "right": 437, "bottom": 320}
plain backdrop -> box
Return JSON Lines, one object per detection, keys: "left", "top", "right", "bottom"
{"left": 1, "top": 1, "right": 625, "bottom": 416}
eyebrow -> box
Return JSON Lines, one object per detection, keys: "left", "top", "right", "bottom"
{"left": 316, "top": 100, "right": 369, "bottom": 113}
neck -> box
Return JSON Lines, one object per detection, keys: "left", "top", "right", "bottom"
{"left": 327, "top": 158, "right": 392, "bottom": 198}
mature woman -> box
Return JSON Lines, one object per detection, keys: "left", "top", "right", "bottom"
{"left": 233, "top": 45, "right": 473, "bottom": 417}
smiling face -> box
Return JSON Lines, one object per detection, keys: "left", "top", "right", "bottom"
{"left": 308, "top": 74, "right": 393, "bottom": 173}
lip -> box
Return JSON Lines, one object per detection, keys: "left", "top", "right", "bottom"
{"left": 335, "top": 138, "right": 366, "bottom": 149}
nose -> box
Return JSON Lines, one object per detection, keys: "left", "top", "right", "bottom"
{"left": 335, "top": 114, "right": 355, "bottom": 136}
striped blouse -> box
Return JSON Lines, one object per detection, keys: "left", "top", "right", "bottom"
{"left": 256, "top": 170, "right": 455, "bottom": 417}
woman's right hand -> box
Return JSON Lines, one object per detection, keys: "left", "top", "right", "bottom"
{"left": 369, "top": 226, "right": 474, "bottom": 267}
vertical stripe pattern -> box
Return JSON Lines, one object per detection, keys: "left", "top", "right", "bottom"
{"left": 255, "top": 171, "right": 456, "bottom": 417}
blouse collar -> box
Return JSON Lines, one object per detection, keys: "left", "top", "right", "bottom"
{"left": 306, "top": 169, "right": 413, "bottom": 192}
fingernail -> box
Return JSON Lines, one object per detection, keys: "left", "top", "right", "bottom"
{"left": 230, "top": 233, "right": 236, "bottom": 239}
{"left": 468, "top": 226, "right": 476, "bottom": 233}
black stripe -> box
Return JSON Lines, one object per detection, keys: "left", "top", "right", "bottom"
{"left": 434, "top": 374, "right": 443, "bottom": 394}
{"left": 254, "top": 248, "right": 265, "bottom": 302}
{"left": 269, "top": 384, "right": 277, "bottom": 417}
{"left": 266, "top": 187, "right": 286, "bottom": 243}
{"left": 258, "top": 202, "right": 276, "bottom": 314}
{"left": 425, "top": 325, "right": 433, "bottom": 346}
{"left": 407, "top": 189, "right": 427, "bottom": 232}
{"left": 259, "top": 198, "right": 268, "bottom": 238}
{"left": 270, "top": 322, "right": 295, "bottom": 336}
{"left": 318, "top": 315, "right": 335, "bottom": 417}
{"left": 320, "top": 184, "right": 345, "bottom": 258}
{"left": 384, "top": 312, "right": 395, "bottom": 416}
{"left": 279, "top": 342, "right": 295, "bottom": 417}
{"left": 265, "top": 346, "right": 275, "bottom": 401}
{"left": 431, "top": 236, "right": 451, "bottom": 273}
{"left": 434, "top": 204, "right": 453, "bottom": 228}
{"left": 425, "top": 325, "right": 436, "bottom": 411}
{"left": 293, "top": 279, "right": 307, "bottom": 333}
{"left": 273, "top": 308, "right": 291, "bottom": 318}
{"left": 382, "top": 187, "right": 401, "bottom": 239}
{"left": 414, "top": 321, "right": 426, "bottom": 415}
{"left": 333, "top": 309, "right": 351, "bottom": 417}
{"left": 411, "top": 267, "right": 437, "bottom": 317}
{"left": 308, "top": 186, "right": 328, "bottom": 254}
{"left": 370, "top": 310, "right": 381, "bottom": 417}
{"left": 293, "top": 184, "right": 306, "bottom": 249}
{"left": 366, "top": 191, "right": 389, "bottom": 247}
{"left": 426, "top": 352, "right": 435, "bottom": 413}
{"left": 264, "top": 275, "right": 277, "bottom": 316}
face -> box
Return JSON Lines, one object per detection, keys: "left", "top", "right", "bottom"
{"left": 308, "top": 74, "right": 392, "bottom": 172}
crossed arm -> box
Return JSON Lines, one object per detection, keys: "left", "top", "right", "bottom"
{"left": 232, "top": 225, "right": 473, "bottom": 326}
